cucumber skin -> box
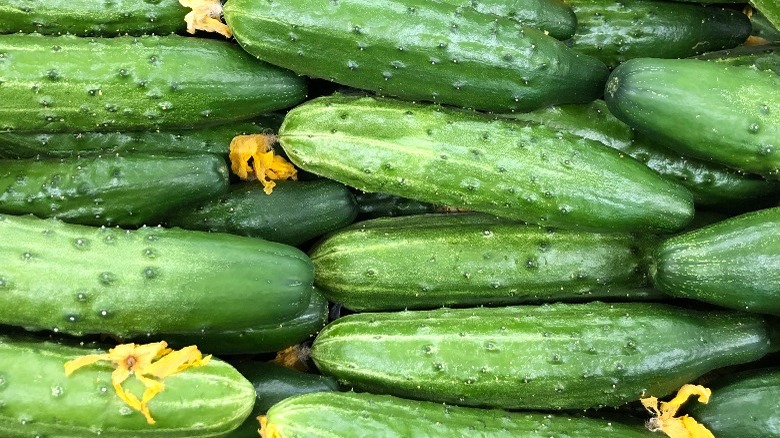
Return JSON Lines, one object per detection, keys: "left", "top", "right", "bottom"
{"left": 0, "top": 335, "right": 256, "bottom": 437}
{"left": 0, "top": 214, "right": 314, "bottom": 338}
{"left": 651, "top": 206, "right": 780, "bottom": 316}
{"left": 310, "top": 213, "right": 652, "bottom": 311}
{"left": 0, "top": 154, "right": 229, "bottom": 227}
{"left": 353, "top": 191, "right": 442, "bottom": 220}
{"left": 606, "top": 58, "right": 780, "bottom": 177}
{"left": 0, "top": 34, "right": 307, "bottom": 133}
{"left": 311, "top": 302, "right": 770, "bottom": 410}
{"left": 695, "top": 44, "right": 780, "bottom": 75}
{"left": 278, "top": 95, "right": 694, "bottom": 233}
{"left": 440, "top": 0, "right": 577, "bottom": 40}
{"left": 223, "top": 0, "right": 608, "bottom": 113}
{"left": 565, "top": 0, "right": 751, "bottom": 69}
{"left": 264, "top": 392, "right": 655, "bottom": 438}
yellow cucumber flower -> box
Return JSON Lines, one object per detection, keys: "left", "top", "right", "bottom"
{"left": 229, "top": 134, "right": 299, "bottom": 195}
{"left": 180, "top": 0, "right": 232, "bottom": 38}
{"left": 641, "top": 384, "right": 714, "bottom": 438}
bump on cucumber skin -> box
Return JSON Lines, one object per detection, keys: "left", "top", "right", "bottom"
{"left": 0, "top": 213, "right": 314, "bottom": 338}
{"left": 651, "top": 206, "right": 780, "bottom": 316}
{"left": 310, "top": 302, "right": 771, "bottom": 410}
{"left": 0, "top": 0, "right": 188, "bottom": 37}
{"left": 438, "top": 0, "right": 577, "bottom": 40}
{"left": 165, "top": 179, "right": 358, "bottom": 247}
{"left": 0, "top": 335, "right": 256, "bottom": 437}
{"left": 223, "top": 0, "right": 609, "bottom": 113}
{"left": 278, "top": 95, "right": 694, "bottom": 233}
{"left": 565, "top": 0, "right": 751, "bottom": 69}
{"left": 265, "top": 392, "right": 652, "bottom": 438}
{"left": 694, "top": 44, "right": 780, "bottom": 76}
{"left": 605, "top": 58, "right": 780, "bottom": 178}
{"left": 0, "top": 34, "right": 308, "bottom": 133}
{"left": 0, "top": 154, "right": 229, "bottom": 227}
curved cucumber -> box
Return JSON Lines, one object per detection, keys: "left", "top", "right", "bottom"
{"left": 223, "top": 0, "right": 608, "bottom": 112}
{"left": 440, "top": 0, "right": 577, "bottom": 40}
{"left": 0, "top": 214, "right": 314, "bottom": 337}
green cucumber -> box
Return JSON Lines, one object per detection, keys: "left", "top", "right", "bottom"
{"left": 0, "top": 213, "right": 314, "bottom": 338}
{"left": 262, "top": 392, "right": 654, "bottom": 437}
{"left": 752, "top": 0, "right": 780, "bottom": 30}
{"left": 440, "top": 0, "right": 577, "bottom": 40}
{"left": 0, "top": 34, "right": 307, "bottom": 133}
{"left": 694, "top": 44, "right": 780, "bottom": 75}
{"left": 311, "top": 302, "right": 771, "bottom": 410}
{"left": 651, "top": 206, "right": 780, "bottom": 316}
{"left": 166, "top": 179, "right": 358, "bottom": 246}
{"left": 605, "top": 58, "right": 780, "bottom": 177}
{"left": 750, "top": 8, "right": 780, "bottom": 43}
{"left": 353, "top": 191, "right": 442, "bottom": 220}
{"left": 565, "top": 0, "right": 751, "bottom": 68}
{"left": 278, "top": 94, "right": 694, "bottom": 233}
{"left": 0, "top": 334, "right": 256, "bottom": 436}
{"left": 222, "top": 0, "right": 608, "bottom": 112}
{"left": 0, "top": 153, "right": 228, "bottom": 227}
{"left": 310, "top": 213, "right": 653, "bottom": 311}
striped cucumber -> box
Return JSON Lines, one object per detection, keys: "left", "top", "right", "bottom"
{"left": 278, "top": 94, "right": 694, "bottom": 233}
{"left": 0, "top": 34, "right": 307, "bottom": 133}
{"left": 222, "top": 0, "right": 609, "bottom": 112}
{"left": 439, "top": 0, "right": 577, "bottom": 40}
{"left": 0, "top": 213, "right": 314, "bottom": 337}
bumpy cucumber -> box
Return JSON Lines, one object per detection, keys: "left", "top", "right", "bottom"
{"left": 439, "top": 0, "right": 577, "bottom": 40}
{"left": 0, "top": 334, "right": 256, "bottom": 437}
{"left": 695, "top": 44, "right": 780, "bottom": 75}
{"left": 262, "top": 392, "right": 654, "bottom": 438}
{"left": 0, "top": 214, "right": 314, "bottom": 337}
{"left": 0, "top": 154, "right": 228, "bottom": 227}
{"left": 651, "top": 206, "right": 780, "bottom": 316}
{"left": 311, "top": 302, "right": 770, "bottom": 410}
{"left": 606, "top": 58, "right": 780, "bottom": 177}
{"left": 166, "top": 179, "right": 358, "bottom": 246}
{"left": 223, "top": 0, "right": 608, "bottom": 112}
{"left": 565, "top": 0, "right": 751, "bottom": 68}
{"left": 0, "top": 34, "right": 307, "bottom": 132}
{"left": 279, "top": 95, "right": 694, "bottom": 233}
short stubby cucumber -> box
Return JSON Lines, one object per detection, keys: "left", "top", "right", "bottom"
{"left": 651, "top": 206, "right": 780, "bottom": 316}
{"left": 261, "top": 392, "right": 655, "bottom": 438}
{"left": 439, "top": 0, "right": 577, "bottom": 40}
{"left": 310, "top": 213, "right": 653, "bottom": 311}
{"left": 311, "top": 302, "right": 771, "bottom": 410}
{"left": 0, "top": 214, "right": 314, "bottom": 338}
{"left": 0, "top": 154, "right": 229, "bottom": 227}
{"left": 605, "top": 58, "right": 780, "bottom": 177}
{"left": 0, "top": 335, "right": 256, "bottom": 437}
{"left": 0, "top": 34, "right": 307, "bottom": 132}
{"left": 222, "top": 0, "right": 609, "bottom": 112}
{"left": 279, "top": 95, "right": 694, "bottom": 233}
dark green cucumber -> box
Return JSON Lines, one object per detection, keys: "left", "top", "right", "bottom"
{"left": 750, "top": 7, "right": 780, "bottom": 43}
{"left": 565, "top": 0, "right": 751, "bottom": 68}
{"left": 440, "top": 0, "right": 577, "bottom": 40}
{"left": 262, "top": 392, "right": 654, "bottom": 437}
{"left": 279, "top": 94, "right": 694, "bottom": 233}
{"left": 606, "top": 58, "right": 780, "bottom": 177}
{"left": 0, "top": 214, "right": 314, "bottom": 338}
{"left": 166, "top": 179, "right": 358, "bottom": 246}
{"left": 0, "top": 334, "right": 256, "bottom": 436}
{"left": 651, "top": 206, "right": 780, "bottom": 316}
{"left": 353, "top": 191, "right": 443, "bottom": 220}
{"left": 311, "top": 302, "right": 771, "bottom": 410}
{"left": 0, "top": 154, "right": 228, "bottom": 227}
{"left": 223, "top": 0, "right": 608, "bottom": 112}
{"left": 695, "top": 44, "right": 780, "bottom": 75}
{"left": 0, "top": 34, "right": 307, "bottom": 133}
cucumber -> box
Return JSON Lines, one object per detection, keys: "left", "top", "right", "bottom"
{"left": 752, "top": 0, "right": 780, "bottom": 30}
{"left": 262, "top": 392, "right": 654, "bottom": 437}
{"left": 166, "top": 179, "right": 358, "bottom": 246}
{"left": 651, "top": 206, "right": 780, "bottom": 316}
{"left": 310, "top": 302, "right": 771, "bottom": 410}
{"left": 0, "top": 153, "right": 229, "bottom": 227}
{"left": 565, "top": 0, "right": 751, "bottom": 68}
{"left": 353, "top": 191, "right": 442, "bottom": 220}
{"left": 222, "top": 0, "right": 609, "bottom": 112}
{"left": 0, "top": 34, "right": 307, "bottom": 133}
{"left": 278, "top": 94, "right": 694, "bottom": 233}
{"left": 439, "top": 0, "right": 577, "bottom": 40}
{"left": 605, "top": 58, "right": 780, "bottom": 177}
{"left": 310, "top": 213, "right": 653, "bottom": 311}
{"left": 0, "top": 334, "right": 256, "bottom": 437}
{"left": 0, "top": 213, "right": 314, "bottom": 338}
{"left": 750, "top": 8, "right": 780, "bottom": 43}
{"left": 694, "top": 44, "right": 780, "bottom": 75}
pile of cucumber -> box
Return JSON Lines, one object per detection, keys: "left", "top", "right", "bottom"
{"left": 0, "top": 0, "right": 778, "bottom": 436}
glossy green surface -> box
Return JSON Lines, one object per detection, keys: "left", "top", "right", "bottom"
{"left": 0, "top": 34, "right": 307, "bottom": 132}
{"left": 223, "top": 0, "right": 608, "bottom": 112}
{"left": 439, "top": 0, "right": 577, "bottom": 40}
{"left": 279, "top": 95, "right": 694, "bottom": 233}
{"left": 0, "top": 214, "right": 314, "bottom": 337}
{"left": 353, "top": 191, "right": 442, "bottom": 220}
{"left": 695, "top": 44, "right": 780, "bottom": 75}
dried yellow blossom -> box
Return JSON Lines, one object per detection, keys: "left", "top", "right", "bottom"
{"left": 272, "top": 344, "right": 311, "bottom": 372}
{"left": 64, "top": 341, "right": 211, "bottom": 425}
{"left": 259, "top": 415, "right": 282, "bottom": 438}
{"left": 180, "top": 0, "right": 232, "bottom": 38}
{"left": 641, "top": 384, "right": 715, "bottom": 438}
{"left": 229, "top": 134, "right": 298, "bottom": 195}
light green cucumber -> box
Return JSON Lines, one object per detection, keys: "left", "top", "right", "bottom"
{"left": 752, "top": 0, "right": 780, "bottom": 30}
